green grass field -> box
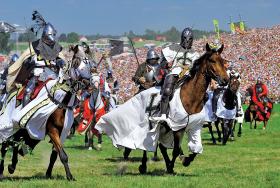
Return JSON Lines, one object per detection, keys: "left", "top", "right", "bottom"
{"left": 1, "top": 105, "right": 279, "bottom": 188}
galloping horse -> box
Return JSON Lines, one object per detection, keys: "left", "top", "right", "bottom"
{"left": 213, "top": 73, "right": 241, "bottom": 145}
{"left": 0, "top": 46, "right": 87, "bottom": 180}
{"left": 97, "top": 43, "right": 229, "bottom": 174}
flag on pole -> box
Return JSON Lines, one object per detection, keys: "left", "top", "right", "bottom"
{"left": 213, "top": 19, "right": 220, "bottom": 39}
{"left": 240, "top": 21, "right": 245, "bottom": 32}
{"left": 230, "top": 22, "right": 235, "bottom": 34}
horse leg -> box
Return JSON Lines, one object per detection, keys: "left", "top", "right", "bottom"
{"left": 151, "top": 143, "right": 160, "bottom": 161}
{"left": 222, "top": 119, "right": 228, "bottom": 145}
{"left": 84, "top": 131, "right": 89, "bottom": 147}
{"left": 97, "top": 133, "right": 102, "bottom": 150}
{"left": 238, "top": 123, "right": 242, "bottom": 137}
{"left": 208, "top": 122, "right": 216, "bottom": 144}
{"left": 250, "top": 112, "right": 253, "bottom": 129}
{"left": 223, "top": 120, "right": 233, "bottom": 145}
{"left": 167, "top": 130, "right": 184, "bottom": 174}
{"left": 123, "top": 147, "right": 132, "bottom": 160}
{"left": 215, "top": 119, "right": 222, "bottom": 142}
{"left": 47, "top": 122, "right": 75, "bottom": 181}
{"left": 7, "top": 145, "right": 19, "bottom": 174}
{"left": 138, "top": 151, "right": 147, "bottom": 174}
{"left": 46, "top": 148, "right": 58, "bottom": 179}
{"left": 263, "top": 120, "right": 267, "bottom": 130}
{"left": 254, "top": 119, "right": 257, "bottom": 129}
{"left": 159, "top": 143, "right": 170, "bottom": 171}
{"left": 87, "top": 126, "right": 93, "bottom": 150}
{"left": 232, "top": 120, "right": 236, "bottom": 138}
{"left": 0, "top": 142, "right": 8, "bottom": 178}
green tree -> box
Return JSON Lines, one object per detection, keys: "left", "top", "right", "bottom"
{"left": 0, "top": 32, "right": 13, "bottom": 54}
{"left": 163, "top": 26, "right": 180, "bottom": 42}
{"left": 144, "top": 29, "right": 157, "bottom": 40}
{"left": 67, "top": 32, "right": 79, "bottom": 43}
{"left": 18, "top": 29, "right": 36, "bottom": 42}
{"left": 58, "top": 33, "right": 67, "bottom": 42}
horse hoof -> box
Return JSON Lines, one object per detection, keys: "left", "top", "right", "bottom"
{"left": 182, "top": 157, "right": 192, "bottom": 167}
{"left": 67, "top": 175, "right": 76, "bottom": 181}
{"left": 138, "top": 165, "right": 147, "bottom": 174}
{"left": 8, "top": 165, "right": 15, "bottom": 174}
{"left": 230, "top": 137, "right": 234, "bottom": 141}
{"left": 238, "top": 133, "right": 241, "bottom": 137}
{"left": 0, "top": 174, "right": 4, "bottom": 180}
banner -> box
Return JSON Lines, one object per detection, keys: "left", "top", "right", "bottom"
{"left": 240, "top": 21, "right": 245, "bottom": 32}
{"left": 213, "top": 19, "right": 220, "bottom": 39}
{"left": 230, "top": 22, "right": 236, "bottom": 34}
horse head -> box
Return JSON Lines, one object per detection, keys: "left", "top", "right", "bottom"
{"left": 204, "top": 43, "right": 229, "bottom": 86}
{"left": 69, "top": 44, "right": 87, "bottom": 69}
{"left": 228, "top": 72, "right": 240, "bottom": 94}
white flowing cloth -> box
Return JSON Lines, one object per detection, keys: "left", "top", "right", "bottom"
{"left": 95, "top": 86, "right": 205, "bottom": 153}
{"left": 204, "top": 90, "right": 217, "bottom": 122}
{"left": 0, "top": 79, "right": 75, "bottom": 144}
{"left": 216, "top": 92, "right": 236, "bottom": 120}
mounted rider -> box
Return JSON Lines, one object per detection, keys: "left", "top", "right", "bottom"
{"left": 151, "top": 27, "right": 200, "bottom": 121}
{"left": 7, "top": 11, "right": 66, "bottom": 107}
{"left": 132, "top": 48, "right": 160, "bottom": 93}
{"left": 0, "top": 54, "right": 19, "bottom": 109}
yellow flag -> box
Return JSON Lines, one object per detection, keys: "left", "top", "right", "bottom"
{"left": 230, "top": 22, "right": 235, "bottom": 34}
{"left": 213, "top": 19, "right": 220, "bottom": 39}
{"left": 240, "top": 21, "right": 245, "bottom": 32}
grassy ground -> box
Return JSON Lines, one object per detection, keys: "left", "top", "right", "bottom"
{"left": 0, "top": 105, "right": 279, "bottom": 188}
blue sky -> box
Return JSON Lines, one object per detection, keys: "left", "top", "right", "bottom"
{"left": 1, "top": 0, "right": 279, "bottom": 35}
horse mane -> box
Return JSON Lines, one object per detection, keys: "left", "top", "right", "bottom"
{"left": 189, "top": 52, "right": 210, "bottom": 77}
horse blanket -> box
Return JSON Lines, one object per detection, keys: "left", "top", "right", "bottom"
{"left": 0, "top": 79, "right": 75, "bottom": 144}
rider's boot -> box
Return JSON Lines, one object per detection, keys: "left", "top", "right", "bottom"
{"left": 150, "top": 74, "right": 177, "bottom": 122}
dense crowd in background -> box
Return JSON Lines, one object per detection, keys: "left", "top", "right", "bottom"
{"left": 2, "top": 25, "right": 279, "bottom": 103}
{"left": 104, "top": 25, "right": 280, "bottom": 103}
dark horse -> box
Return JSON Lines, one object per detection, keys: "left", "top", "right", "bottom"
{"left": 138, "top": 43, "right": 229, "bottom": 174}
{"left": 212, "top": 73, "right": 240, "bottom": 145}
{"left": 0, "top": 45, "right": 87, "bottom": 180}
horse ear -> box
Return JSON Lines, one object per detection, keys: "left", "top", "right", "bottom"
{"left": 206, "top": 43, "right": 211, "bottom": 52}
{"left": 218, "top": 44, "right": 224, "bottom": 54}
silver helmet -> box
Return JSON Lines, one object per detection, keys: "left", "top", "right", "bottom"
{"left": 41, "top": 23, "right": 57, "bottom": 46}
{"left": 10, "top": 54, "right": 19, "bottom": 63}
{"left": 146, "top": 49, "right": 159, "bottom": 61}
{"left": 180, "top": 27, "right": 193, "bottom": 49}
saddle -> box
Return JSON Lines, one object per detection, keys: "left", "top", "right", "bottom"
{"left": 16, "top": 78, "right": 53, "bottom": 102}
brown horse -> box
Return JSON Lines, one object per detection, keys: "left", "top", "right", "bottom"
{"left": 138, "top": 43, "right": 229, "bottom": 174}
{"left": 0, "top": 45, "right": 88, "bottom": 180}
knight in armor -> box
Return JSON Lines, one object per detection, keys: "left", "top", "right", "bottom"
{"left": 254, "top": 77, "right": 268, "bottom": 102}
{"left": 0, "top": 54, "right": 19, "bottom": 109}
{"left": 132, "top": 49, "right": 160, "bottom": 93}
{"left": 21, "top": 11, "right": 64, "bottom": 107}
{"left": 151, "top": 27, "right": 200, "bottom": 121}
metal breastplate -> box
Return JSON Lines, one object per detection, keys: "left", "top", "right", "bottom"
{"left": 33, "top": 55, "right": 58, "bottom": 81}
{"left": 144, "top": 64, "right": 159, "bottom": 82}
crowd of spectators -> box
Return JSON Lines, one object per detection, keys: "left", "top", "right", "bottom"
{"left": 104, "top": 25, "right": 280, "bottom": 103}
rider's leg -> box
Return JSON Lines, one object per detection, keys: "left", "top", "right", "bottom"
{"left": 150, "top": 74, "right": 177, "bottom": 121}
{"left": 22, "top": 77, "right": 36, "bottom": 107}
